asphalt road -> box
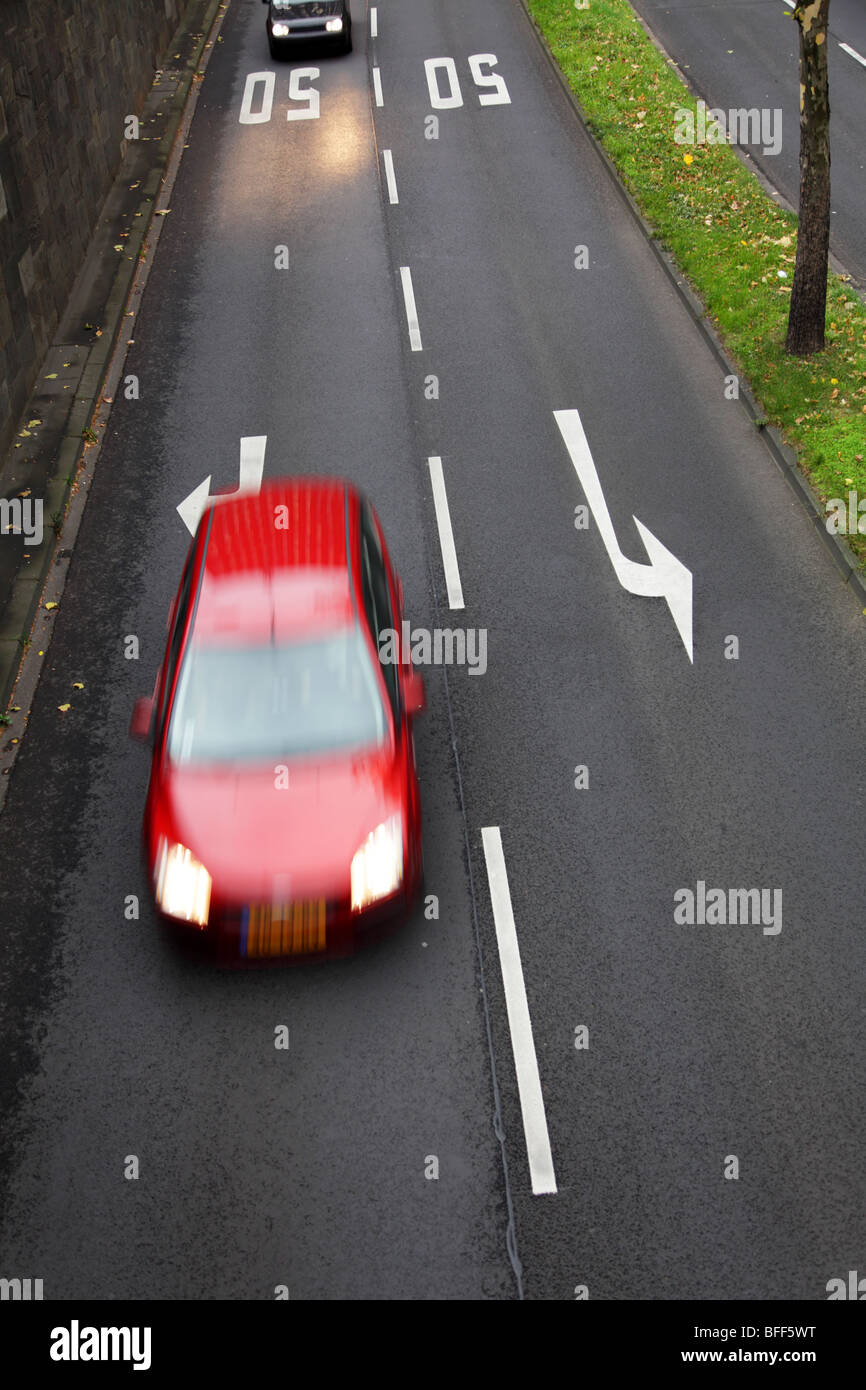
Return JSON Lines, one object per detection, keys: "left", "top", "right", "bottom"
{"left": 630, "top": 0, "right": 866, "bottom": 289}
{"left": 0, "top": 0, "right": 864, "bottom": 1301}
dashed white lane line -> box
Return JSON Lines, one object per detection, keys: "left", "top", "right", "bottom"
{"left": 370, "top": 7, "right": 378, "bottom": 38}
{"left": 383, "top": 148, "right": 399, "bottom": 204}
{"left": 840, "top": 41, "right": 866, "bottom": 68}
{"left": 372, "top": 66, "right": 384, "bottom": 106}
{"left": 399, "top": 265, "right": 422, "bottom": 351}
{"left": 481, "top": 827, "right": 557, "bottom": 1197}
{"left": 427, "top": 457, "right": 465, "bottom": 609}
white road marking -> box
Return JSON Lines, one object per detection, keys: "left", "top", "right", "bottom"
{"left": 383, "top": 148, "right": 399, "bottom": 203}
{"left": 427, "top": 457, "right": 464, "bottom": 609}
{"left": 372, "top": 66, "right": 384, "bottom": 106}
{"left": 370, "top": 7, "right": 378, "bottom": 38}
{"left": 554, "top": 408, "right": 694, "bottom": 661}
{"left": 238, "top": 435, "right": 267, "bottom": 493}
{"left": 840, "top": 41, "right": 866, "bottom": 68}
{"left": 481, "top": 827, "right": 557, "bottom": 1197}
{"left": 176, "top": 476, "right": 211, "bottom": 537}
{"left": 424, "top": 56, "right": 464, "bottom": 109}
{"left": 177, "top": 436, "right": 267, "bottom": 536}
{"left": 399, "top": 266, "right": 423, "bottom": 351}
{"left": 239, "top": 71, "right": 275, "bottom": 124}
{"left": 286, "top": 67, "right": 320, "bottom": 121}
{"left": 468, "top": 53, "right": 511, "bottom": 106}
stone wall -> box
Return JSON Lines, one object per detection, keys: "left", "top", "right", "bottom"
{"left": 0, "top": 0, "right": 184, "bottom": 457}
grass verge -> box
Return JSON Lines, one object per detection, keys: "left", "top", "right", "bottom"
{"left": 526, "top": 0, "right": 866, "bottom": 570}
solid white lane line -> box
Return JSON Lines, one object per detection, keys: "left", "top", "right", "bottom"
{"left": 481, "top": 827, "right": 557, "bottom": 1197}
{"left": 370, "top": 7, "right": 378, "bottom": 38}
{"left": 840, "top": 41, "right": 866, "bottom": 67}
{"left": 383, "top": 148, "right": 399, "bottom": 203}
{"left": 427, "top": 457, "right": 465, "bottom": 609}
{"left": 399, "top": 266, "right": 423, "bottom": 351}
{"left": 372, "top": 66, "right": 384, "bottom": 106}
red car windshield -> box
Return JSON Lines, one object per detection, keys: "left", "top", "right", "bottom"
{"left": 167, "top": 625, "right": 387, "bottom": 764}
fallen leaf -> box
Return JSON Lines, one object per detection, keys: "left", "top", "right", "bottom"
{"left": 44, "top": 601, "right": 58, "bottom": 611}
{"left": 72, "top": 682, "right": 85, "bottom": 690}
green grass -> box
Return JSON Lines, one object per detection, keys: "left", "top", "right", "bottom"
{"left": 527, "top": 0, "right": 866, "bottom": 569}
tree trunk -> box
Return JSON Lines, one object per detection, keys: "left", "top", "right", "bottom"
{"left": 786, "top": 1, "right": 831, "bottom": 356}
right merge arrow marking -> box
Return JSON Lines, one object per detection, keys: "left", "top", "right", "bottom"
{"left": 554, "top": 408, "right": 694, "bottom": 662}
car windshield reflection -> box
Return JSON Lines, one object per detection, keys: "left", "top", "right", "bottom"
{"left": 168, "top": 625, "right": 387, "bottom": 764}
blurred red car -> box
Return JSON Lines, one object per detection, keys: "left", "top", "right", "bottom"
{"left": 130, "top": 477, "right": 425, "bottom": 961}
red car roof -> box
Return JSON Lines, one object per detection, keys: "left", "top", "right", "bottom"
{"left": 194, "top": 477, "right": 358, "bottom": 643}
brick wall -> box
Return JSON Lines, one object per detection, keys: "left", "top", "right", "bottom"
{"left": 0, "top": 0, "right": 184, "bottom": 457}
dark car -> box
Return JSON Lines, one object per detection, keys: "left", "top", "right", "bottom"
{"left": 264, "top": 0, "right": 352, "bottom": 57}
{"left": 130, "top": 478, "right": 426, "bottom": 964}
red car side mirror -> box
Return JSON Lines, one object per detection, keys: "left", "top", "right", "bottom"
{"left": 403, "top": 671, "right": 426, "bottom": 717}
{"left": 129, "top": 696, "right": 155, "bottom": 742}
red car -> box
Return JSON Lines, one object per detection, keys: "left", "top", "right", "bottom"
{"left": 130, "top": 477, "right": 425, "bottom": 961}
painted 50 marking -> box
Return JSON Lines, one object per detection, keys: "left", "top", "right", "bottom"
{"left": 238, "top": 69, "right": 320, "bottom": 123}
{"left": 424, "top": 54, "right": 511, "bottom": 109}
{"left": 238, "top": 54, "right": 510, "bottom": 124}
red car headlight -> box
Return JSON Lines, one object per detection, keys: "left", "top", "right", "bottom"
{"left": 154, "top": 839, "right": 212, "bottom": 927}
{"left": 350, "top": 816, "right": 403, "bottom": 912}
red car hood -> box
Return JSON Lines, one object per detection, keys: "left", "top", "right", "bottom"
{"left": 157, "top": 748, "right": 402, "bottom": 902}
